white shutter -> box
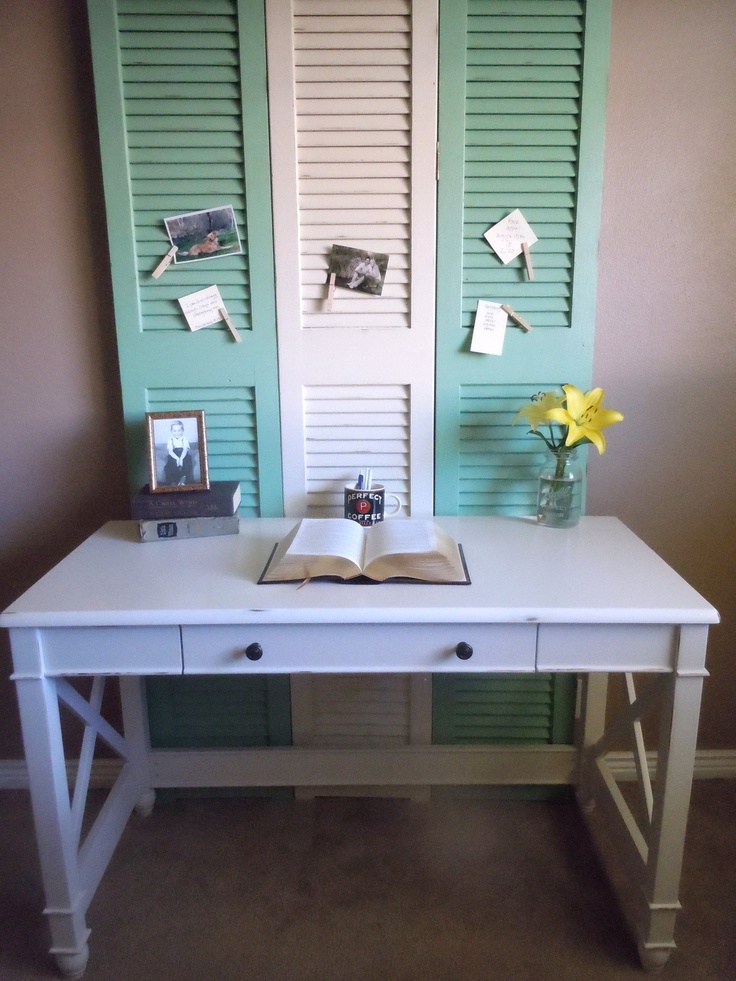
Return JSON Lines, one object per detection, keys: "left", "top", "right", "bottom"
{"left": 291, "top": 673, "right": 431, "bottom": 799}
{"left": 267, "top": 0, "right": 438, "bottom": 516}
{"left": 268, "top": 2, "right": 437, "bottom": 792}
{"left": 303, "top": 383, "right": 410, "bottom": 514}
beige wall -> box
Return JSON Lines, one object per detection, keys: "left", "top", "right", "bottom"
{"left": 0, "top": 0, "right": 128, "bottom": 754}
{"left": 1, "top": 0, "right": 734, "bottom": 756}
{"left": 588, "top": 0, "right": 736, "bottom": 746}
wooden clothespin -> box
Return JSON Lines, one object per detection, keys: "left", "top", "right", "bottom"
{"left": 326, "top": 272, "right": 336, "bottom": 312}
{"left": 151, "top": 245, "right": 177, "bottom": 280}
{"left": 218, "top": 306, "right": 242, "bottom": 343}
{"left": 521, "top": 242, "right": 535, "bottom": 281}
{"left": 502, "top": 304, "right": 533, "bottom": 333}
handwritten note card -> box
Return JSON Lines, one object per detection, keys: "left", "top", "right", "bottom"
{"left": 470, "top": 301, "right": 508, "bottom": 356}
{"left": 178, "top": 285, "right": 226, "bottom": 331}
{"left": 483, "top": 209, "right": 538, "bottom": 264}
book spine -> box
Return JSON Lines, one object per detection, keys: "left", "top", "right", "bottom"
{"left": 132, "top": 500, "right": 237, "bottom": 519}
{"left": 131, "top": 492, "right": 239, "bottom": 521}
{"left": 138, "top": 516, "right": 240, "bottom": 542}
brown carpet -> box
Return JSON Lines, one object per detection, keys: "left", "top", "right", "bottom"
{"left": 1, "top": 781, "right": 734, "bottom": 981}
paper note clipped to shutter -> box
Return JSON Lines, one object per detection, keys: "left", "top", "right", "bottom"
{"left": 470, "top": 301, "right": 508, "bottom": 356}
{"left": 177, "top": 285, "right": 241, "bottom": 342}
{"left": 483, "top": 209, "right": 538, "bottom": 265}
{"left": 178, "top": 285, "right": 226, "bottom": 330}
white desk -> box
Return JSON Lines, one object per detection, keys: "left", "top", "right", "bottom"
{"left": 1, "top": 517, "right": 718, "bottom": 977}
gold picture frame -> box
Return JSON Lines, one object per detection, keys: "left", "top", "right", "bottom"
{"left": 145, "top": 410, "right": 210, "bottom": 493}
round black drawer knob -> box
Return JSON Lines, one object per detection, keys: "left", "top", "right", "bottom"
{"left": 245, "top": 642, "right": 263, "bottom": 661}
{"left": 455, "top": 642, "right": 473, "bottom": 660}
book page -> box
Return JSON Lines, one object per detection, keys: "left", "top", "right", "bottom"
{"left": 287, "top": 518, "right": 365, "bottom": 563}
{"left": 364, "top": 519, "right": 437, "bottom": 564}
{"left": 363, "top": 520, "right": 466, "bottom": 583}
{"left": 260, "top": 518, "right": 366, "bottom": 582}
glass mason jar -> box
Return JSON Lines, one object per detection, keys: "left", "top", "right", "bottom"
{"left": 536, "top": 447, "right": 583, "bottom": 528}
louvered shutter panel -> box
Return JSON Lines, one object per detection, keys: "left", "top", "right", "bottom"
{"left": 146, "top": 675, "right": 292, "bottom": 798}
{"left": 87, "top": 0, "right": 288, "bottom": 770}
{"left": 461, "top": 2, "right": 584, "bottom": 332}
{"left": 266, "top": 0, "right": 437, "bottom": 782}
{"left": 302, "top": 384, "right": 411, "bottom": 511}
{"left": 433, "top": 675, "right": 576, "bottom": 745}
{"left": 147, "top": 386, "right": 261, "bottom": 505}
{"left": 88, "top": 0, "right": 283, "bottom": 511}
{"left": 267, "top": 0, "right": 437, "bottom": 517}
{"left": 290, "top": 673, "right": 431, "bottom": 798}
{"left": 293, "top": 675, "right": 420, "bottom": 748}
{"left": 147, "top": 676, "right": 292, "bottom": 749}
{"left": 435, "top": 0, "right": 609, "bottom": 513}
{"left": 433, "top": 0, "right": 610, "bottom": 763}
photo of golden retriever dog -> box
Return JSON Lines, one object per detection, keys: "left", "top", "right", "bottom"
{"left": 164, "top": 206, "right": 242, "bottom": 264}
{"left": 182, "top": 231, "right": 223, "bottom": 257}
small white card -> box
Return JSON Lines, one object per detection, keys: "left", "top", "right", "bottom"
{"left": 483, "top": 209, "right": 538, "bottom": 264}
{"left": 177, "top": 285, "right": 225, "bottom": 331}
{"left": 470, "top": 301, "right": 508, "bottom": 356}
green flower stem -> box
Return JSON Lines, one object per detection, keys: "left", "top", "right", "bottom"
{"left": 538, "top": 446, "right": 579, "bottom": 527}
{"left": 554, "top": 448, "right": 570, "bottom": 482}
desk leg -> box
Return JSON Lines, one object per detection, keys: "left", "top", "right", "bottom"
{"left": 576, "top": 627, "right": 708, "bottom": 971}
{"left": 637, "top": 667, "right": 704, "bottom": 971}
{"left": 119, "top": 677, "right": 156, "bottom": 817}
{"left": 576, "top": 672, "right": 608, "bottom": 808}
{"left": 15, "top": 675, "right": 91, "bottom": 978}
{"left": 15, "top": 671, "right": 153, "bottom": 978}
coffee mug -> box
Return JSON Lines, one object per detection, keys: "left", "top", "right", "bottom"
{"left": 344, "top": 483, "right": 402, "bottom": 526}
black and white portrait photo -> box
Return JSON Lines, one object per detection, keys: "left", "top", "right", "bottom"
{"left": 145, "top": 410, "right": 210, "bottom": 492}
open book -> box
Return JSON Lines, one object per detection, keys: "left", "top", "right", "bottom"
{"left": 259, "top": 518, "right": 469, "bottom": 584}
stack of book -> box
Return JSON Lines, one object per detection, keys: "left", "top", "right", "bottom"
{"left": 132, "top": 481, "right": 241, "bottom": 542}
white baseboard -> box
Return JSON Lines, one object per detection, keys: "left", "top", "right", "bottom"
{"left": 605, "top": 748, "right": 736, "bottom": 781}
{"left": 0, "top": 758, "right": 124, "bottom": 790}
{"left": 1, "top": 750, "right": 735, "bottom": 791}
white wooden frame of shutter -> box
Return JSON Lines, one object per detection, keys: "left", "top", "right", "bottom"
{"left": 267, "top": 0, "right": 438, "bottom": 517}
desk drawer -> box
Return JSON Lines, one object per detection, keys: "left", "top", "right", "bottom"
{"left": 182, "top": 623, "right": 536, "bottom": 674}
{"left": 41, "top": 626, "right": 182, "bottom": 675}
{"left": 536, "top": 624, "right": 678, "bottom": 671}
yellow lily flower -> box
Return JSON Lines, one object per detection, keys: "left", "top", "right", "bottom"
{"left": 513, "top": 390, "right": 564, "bottom": 431}
{"left": 546, "top": 384, "right": 623, "bottom": 454}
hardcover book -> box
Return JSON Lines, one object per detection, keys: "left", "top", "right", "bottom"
{"left": 259, "top": 518, "right": 468, "bottom": 585}
{"left": 131, "top": 481, "right": 241, "bottom": 519}
{"left": 138, "top": 515, "right": 239, "bottom": 542}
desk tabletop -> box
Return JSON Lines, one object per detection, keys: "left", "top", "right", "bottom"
{"left": 0, "top": 517, "right": 718, "bottom": 630}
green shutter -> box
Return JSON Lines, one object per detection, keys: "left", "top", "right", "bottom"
{"left": 435, "top": 0, "right": 610, "bottom": 513}
{"left": 146, "top": 676, "right": 292, "bottom": 749}
{"left": 147, "top": 386, "right": 261, "bottom": 513}
{"left": 460, "top": 1, "right": 584, "bottom": 332}
{"left": 87, "top": 0, "right": 283, "bottom": 511}
{"left": 432, "top": 672, "right": 576, "bottom": 800}
{"left": 434, "top": 0, "right": 610, "bottom": 759}
{"left": 146, "top": 675, "right": 292, "bottom": 798}
{"left": 87, "top": 0, "right": 288, "bottom": 767}
{"left": 433, "top": 674, "right": 575, "bottom": 744}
